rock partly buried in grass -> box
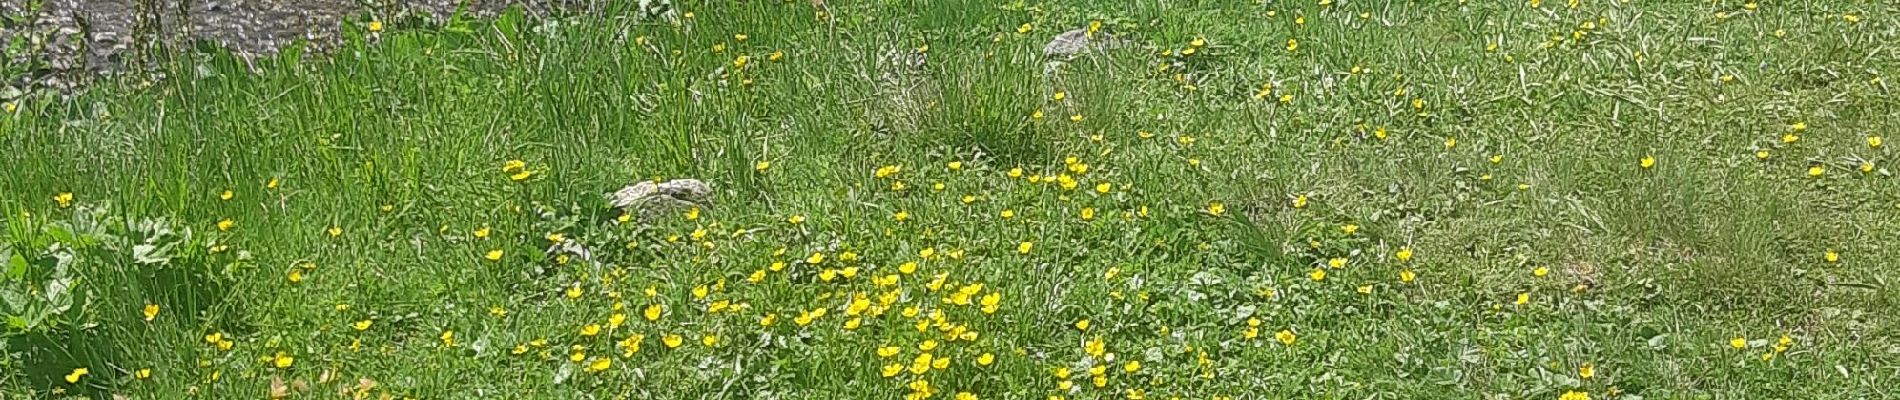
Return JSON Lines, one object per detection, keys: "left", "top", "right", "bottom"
{"left": 1043, "top": 29, "right": 1094, "bottom": 56}
{"left": 1042, "top": 28, "right": 1130, "bottom": 57}
{"left": 607, "top": 179, "right": 712, "bottom": 219}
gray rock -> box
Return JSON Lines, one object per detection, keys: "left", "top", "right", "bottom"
{"left": 865, "top": 46, "right": 935, "bottom": 135}
{"left": 607, "top": 179, "right": 713, "bottom": 218}
{"left": 1043, "top": 29, "right": 1092, "bottom": 56}
{"left": 1042, "top": 28, "right": 1132, "bottom": 58}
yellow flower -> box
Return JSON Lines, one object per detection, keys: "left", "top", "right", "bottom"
{"left": 1206, "top": 201, "right": 1225, "bottom": 216}
{"left": 218, "top": 189, "right": 234, "bottom": 200}
{"left": 882, "top": 363, "right": 904, "bottom": 377}
{"left": 474, "top": 226, "right": 491, "bottom": 239}
{"left": 1400, "top": 270, "right": 1416, "bottom": 283}
{"left": 586, "top": 357, "right": 612, "bottom": 372}
{"left": 1870, "top": 136, "right": 1884, "bottom": 148}
{"left": 1808, "top": 165, "right": 1824, "bottom": 177}
{"left": 663, "top": 334, "right": 684, "bottom": 348}
{"left": 807, "top": 252, "right": 826, "bottom": 264}
{"left": 1782, "top": 132, "right": 1800, "bottom": 144}
{"left": 1444, "top": 136, "right": 1457, "bottom": 149}
{"left": 135, "top": 368, "right": 151, "bottom": 380}
{"left": 1018, "top": 23, "right": 1033, "bottom": 33}
{"left": 1560, "top": 391, "right": 1590, "bottom": 400}
{"left": 1825, "top": 249, "right": 1839, "bottom": 263}
{"left": 1356, "top": 285, "right": 1373, "bottom": 294}
{"left": 1395, "top": 247, "right": 1413, "bottom": 262}
{"left": 440, "top": 330, "right": 456, "bottom": 347}
{"left": 977, "top": 352, "right": 995, "bottom": 366}
{"left": 1286, "top": 37, "right": 1299, "bottom": 52}
{"left": 1579, "top": 362, "right": 1595, "bottom": 379}
{"left": 484, "top": 249, "right": 504, "bottom": 261}
{"left": 1534, "top": 266, "right": 1549, "bottom": 277}
{"left": 910, "top": 353, "right": 933, "bottom": 375}
{"left": 65, "top": 368, "right": 88, "bottom": 383}
{"left": 266, "top": 177, "right": 281, "bottom": 189}
{"left": 645, "top": 304, "right": 663, "bottom": 321}
{"left": 1275, "top": 330, "right": 1296, "bottom": 345}
{"left": 216, "top": 218, "right": 236, "bottom": 232}
{"left": 1095, "top": 182, "right": 1111, "bottom": 194}
{"left": 874, "top": 165, "right": 903, "bottom": 179}
{"left": 1074, "top": 319, "right": 1090, "bottom": 331}
{"left": 1515, "top": 292, "right": 1530, "bottom": 305}
{"left": 272, "top": 352, "right": 294, "bottom": 369}
{"left": 702, "top": 334, "right": 719, "bottom": 347}
{"left": 1640, "top": 155, "right": 1656, "bottom": 169}
{"left": 353, "top": 319, "right": 373, "bottom": 331}
{"left": 1328, "top": 257, "right": 1348, "bottom": 269}
{"left": 1756, "top": 149, "right": 1771, "bottom": 160}
{"left": 1308, "top": 268, "right": 1326, "bottom": 281}
{"left": 1292, "top": 194, "right": 1309, "bottom": 209}
{"left": 1018, "top": 241, "right": 1034, "bottom": 254}
{"left": 142, "top": 304, "right": 160, "bottom": 322}
{"left": 368, "top": 20, "right": 384, "bottom": 32}
{"left": 581, "top": 324, "right": 602, "bottom": 337}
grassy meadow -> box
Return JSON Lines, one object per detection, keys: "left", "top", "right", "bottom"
{"left": 2, "top": 0, "right": 1897, "bottom": 398}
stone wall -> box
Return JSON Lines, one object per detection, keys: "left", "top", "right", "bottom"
{"left": 0, "top": 0, "right": 586, "bottom": 94}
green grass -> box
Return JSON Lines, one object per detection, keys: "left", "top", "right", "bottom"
{"left": 3, "top": 1, "right": 1897, "bottom": 399}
